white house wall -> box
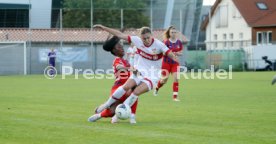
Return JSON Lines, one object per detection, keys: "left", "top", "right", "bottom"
{"left": 206, "top": 0, "right": 251, "bottom": 50}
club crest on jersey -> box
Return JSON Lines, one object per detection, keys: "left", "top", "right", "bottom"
{"left": 152, "top": 48, "right": 157, "bottom": 54}
{"left": 153, "top": 55, "right": 158, "bottom": 60}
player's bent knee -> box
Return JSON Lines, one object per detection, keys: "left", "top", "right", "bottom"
{"left": 132, "top": 89, "right": 141, "bottom": 96}
{"left": 122, "top": 85, "right": 132, "bottom": 91}
{"left": 122, "top": 79, "right": 137, "bottom": 91}
{"left": 133, "top": 87, "right": 146, "bottom": 95}
{"left": 132, "top": 84, "right": 149, "bottom": 95}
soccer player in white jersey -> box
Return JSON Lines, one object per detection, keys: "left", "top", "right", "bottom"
{"left": 126, "top": 43, "right": 136, "bottom": 67}
{"left": 132, "top": 46, "right": 139, "bottom": 67}
{"left": 93, "top": 24, "right": 179, "bottom": 114}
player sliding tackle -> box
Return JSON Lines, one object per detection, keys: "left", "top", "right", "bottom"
{"left": 93, "top": 24, "right": 179, "bottom": 114}
{"left": 88, "top": 36, "right": 139, "bottom": 124}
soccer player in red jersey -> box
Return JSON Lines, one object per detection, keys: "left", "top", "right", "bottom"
{"left": 88, "top": 36, "right": 138, "bottom": 124}
{"left": 154, "top": 26, "right": 183, "bottom": 101}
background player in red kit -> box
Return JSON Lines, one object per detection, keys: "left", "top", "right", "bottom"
{"left": 154, "top": 26, "right": 183, "bottom": 101}
{"left": 88, "top": 36, "right": 138, "bottom": 124}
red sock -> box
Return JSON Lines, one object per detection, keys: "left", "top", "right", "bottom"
{"left": 156, "top": 80, "right": 164, "bottom": 90}
{"left": 100, "top": 109, "right": 114, "bottom": 117}
{"left": 173, "top": 82, "right": 179, "bottom": 99}
{"left": 131, "top": 100, "right": 138, "bottom": 114}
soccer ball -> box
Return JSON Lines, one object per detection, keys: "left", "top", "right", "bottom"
{"left": 115, "top": 104, "right": 131, "bottom": 120}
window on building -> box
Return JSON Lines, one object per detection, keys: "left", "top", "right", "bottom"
{"left": 223, "top": 34, "right": 227, "bottom": 40}
{"left": 51, "top": 0, "right": 64, "bottom": 28}
{"left": 223, "top": 34, "right": 227, "bottom": 47}
{"left": 239, "top": 33, "right": 244, "bottom": 47}
{"left": 214, "top": 34, "right": 218, "bottom": 40}
{"left": 268, "top": 32, "right": 272, "bottom": 44}
{"left": 0, "top": 4, "right": 30, "bottom": 28}
{"left": 263, "top": 32, "right": 268, "bottom": 44}
{"left": 257, "top": 32, "right": 262, "bottom": 44}
{"left": 230, "top": 33, "right": 234, "bottom": 47}
{"left": 230, "top": 33, "right": 234, "bottom": 39}
{"left": 239, "top": 33, "right": 243, "bottom": 39}
{"left": 0, "top": 9, "right": 29, "bottom": 28}
{"left": 213, "top": 34, "right": 218, "bottom": 48}
{"left": 216, "top": 5, "right": 228, "bottom": 28}
{"left": 257, "top": 31, "right": 272, "bottom": 45}
{"left": 256, "top": 2, "right": 268, "bottom": 10}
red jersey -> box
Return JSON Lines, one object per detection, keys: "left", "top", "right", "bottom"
{"left": 163, "top": 39, "right": 183, "bottom": 64}
{"left": 112, "top": 57, "right": 131, "bottom": 85}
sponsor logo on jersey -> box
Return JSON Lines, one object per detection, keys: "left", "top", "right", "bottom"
{"left": 137, "top": 48, "right": 162, "bottom": 61}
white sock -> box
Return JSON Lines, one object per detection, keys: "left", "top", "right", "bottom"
{"left": 102, "top": 86, "right": 126, "bottom": 108}
{"left": 102, "top": 97, "right": 116, "bottom": 108}
{"left": 123, "top": 93, "right": 138, "bottom": 107}
{"left": 96, "top": 113, "right": 101, "bottom": 118}
{"left": 112, "top": 86, "right": 126, "bottom": 99}
{"left": 130, "top": 113, "right": 135, "bottom": 119}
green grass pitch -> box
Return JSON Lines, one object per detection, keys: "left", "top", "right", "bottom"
{"left": 0, "top": 72, "right": 275, "bottom": 144}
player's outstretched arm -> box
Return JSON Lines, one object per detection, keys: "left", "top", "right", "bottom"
{"left": 93, "top": 24, "right": 128, "bottom": 41}
{"left": 167, "top": 51, "right": 179, "bottom": 63}
{"left": 174, "top": 50, "right": 183, "bottom": 56}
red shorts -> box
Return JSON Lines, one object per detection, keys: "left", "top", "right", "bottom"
{"left": 161, "top": 62, "right": 179, "bottom": 77}
{"left": 110, "top": 84, "right": 131, "bottom": 102}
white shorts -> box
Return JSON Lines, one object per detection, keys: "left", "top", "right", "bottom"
{"left": 129, "top": 74, "right": 158, "bottom": 91}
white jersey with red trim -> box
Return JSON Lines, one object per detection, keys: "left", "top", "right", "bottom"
{"left": 133, "top": 46, "right": 139, "bottom": 67}
{"left": 128, "top": 36, "right": 170, "bottom": 81}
